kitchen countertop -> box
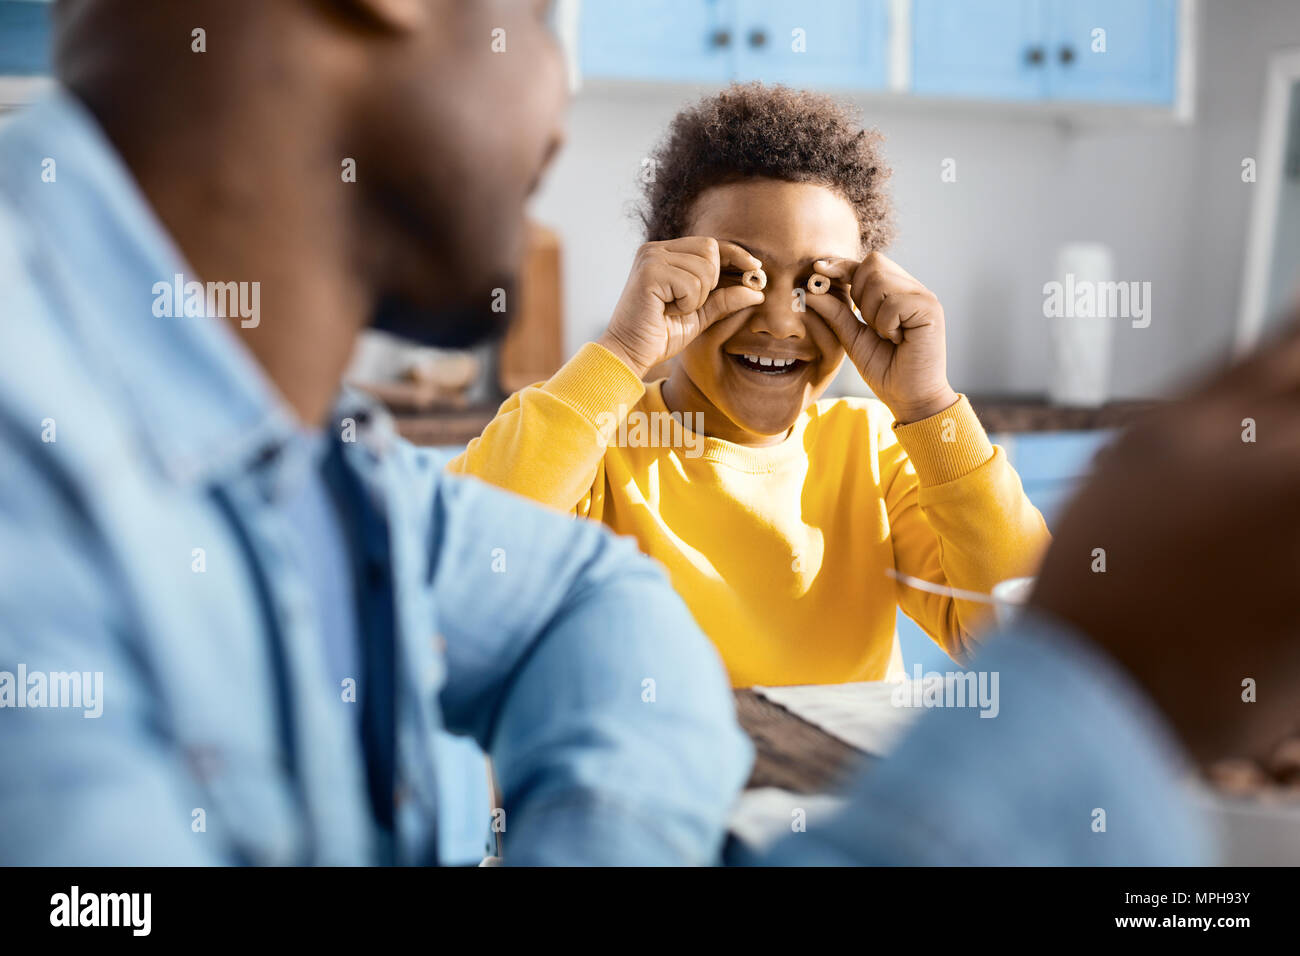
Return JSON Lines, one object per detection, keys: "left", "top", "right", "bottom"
{"left": 392, "top": 396, "right": 1161, "bottom": 446}
{"left": 967, "top": 395, "right": 1160, "bottom": 433}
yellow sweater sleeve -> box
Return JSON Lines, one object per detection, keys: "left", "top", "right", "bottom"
{"left": 880, "top": 395, "right": 1050, "bottom": 661}
{"left": 446, "top": 342, "right": 646, "bottom": 517}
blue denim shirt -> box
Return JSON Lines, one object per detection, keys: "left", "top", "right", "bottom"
{"left": 0, "top": 91, "right": 752, "bottom": 865}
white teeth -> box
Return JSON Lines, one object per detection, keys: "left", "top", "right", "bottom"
{"left": 739, "top": 353, "right": 799, "bottom": 369}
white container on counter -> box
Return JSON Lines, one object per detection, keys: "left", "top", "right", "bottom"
{"left": 1048, "top": 242, "right": 1116, "bottom": 408}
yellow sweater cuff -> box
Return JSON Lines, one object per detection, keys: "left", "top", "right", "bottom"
{"left": 892, "top": 394, "right": 994, "bottom": 486}
{"left": 541, "top": 342, "right": 648, "bottom": 428}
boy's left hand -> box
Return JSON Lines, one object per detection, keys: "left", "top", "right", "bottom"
{"left": 805, "top": 252, "right": 958, "bottom": 424}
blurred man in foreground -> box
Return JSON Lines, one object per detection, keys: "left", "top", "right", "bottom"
{"left": 0, "top": 0, "right": 750, "bottom": 865}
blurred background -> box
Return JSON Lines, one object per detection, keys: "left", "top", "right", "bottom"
{"left": 363, "top": 0, "right": 1300, "bottom": 465}
{"left": 540, "top": 0, "right": 1298, "bottom": 395}
{"left": 7, "top": 1, "right": 1299, "bottom": 427}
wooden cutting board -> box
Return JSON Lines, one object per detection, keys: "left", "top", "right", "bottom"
{"left": 498, "top": 221, "right": 565, "bottom": 395}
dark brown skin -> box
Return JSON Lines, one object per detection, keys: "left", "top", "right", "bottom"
{"left": 1031, "top": 319, "right": 1300, "bottom": 765}
{"left": 54, "top": 0, "right": 568, "bottom": 427}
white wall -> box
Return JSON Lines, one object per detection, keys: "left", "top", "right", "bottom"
{"left": 529, "top": 0, "right": 1300, "bottom": 399}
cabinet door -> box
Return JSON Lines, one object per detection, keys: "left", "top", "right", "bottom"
{"left": 0, "top": 0, "right": 52, "bottom": 75}
{"left": 580, "top": 0, "right": 736, "bottom": 83}
{"left": 1045, "top": 0, "right": 1177, "bottom": 105}
{"left": 731, "top": 0, "right": 890, "bottom": 90}
{"left": 912, "top": 0, "right": 1047, "bottom": 101}
{"left": 1001, "top": 429, "right": 1115, "bottom": 526}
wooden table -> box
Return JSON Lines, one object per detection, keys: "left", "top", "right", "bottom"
{"left": 393, "top": 403, "right": 499, "bottom": 447}
{"left": 734, "top": 689, "right": 869, "bottom": 794}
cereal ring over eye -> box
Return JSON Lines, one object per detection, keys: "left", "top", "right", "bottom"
{"left": 807, "top": 274, "right": 831, "bottom": 295}
{"left": 742, "top": 268, "right": 767, "bottom": 292}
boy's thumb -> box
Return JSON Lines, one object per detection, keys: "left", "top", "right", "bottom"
{"left": 701, "top": 285, "right": 764, "bottom": 326}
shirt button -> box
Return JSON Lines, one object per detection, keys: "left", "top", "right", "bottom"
{"left": 185, "top": 744, "right": 225, "bottom": 782}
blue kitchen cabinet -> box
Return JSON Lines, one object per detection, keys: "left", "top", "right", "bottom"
{"left": 0, "top": 0, "right": 52, "bottom": 76}
{"left": 912, "top": 0, "right": 1048, "bottom": 101}
{"left": 580, "top": 0, "right": 891, "bottom": 89}
{"left": 580, "top": 0, "right": 736, "bottom": 83}
{"left": 731, "top": 0, "right": 891, "bottom": 90}
{"left": 1000, "top": 428, "right": 1114, "bottom": 525}
{"left": 912, "top": 0, "right": 1179, "bottom": 106}
{"left": 1045, "top": 0, "right": 1177, "bottom": 105}
{"left": 894, "top": 429, "right": 1114, "bottom": 673}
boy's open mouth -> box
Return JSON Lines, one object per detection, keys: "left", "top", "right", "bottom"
{"left": 730, "top": 353, "right": 808, "bottom": 376}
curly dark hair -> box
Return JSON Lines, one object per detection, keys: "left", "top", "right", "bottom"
{"left": 639, "top": 83, "right": 894, "bottom": 253}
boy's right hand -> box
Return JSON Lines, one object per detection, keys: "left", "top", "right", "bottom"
{"left": 597, "top": 237, "right": 766, "bottom": 378}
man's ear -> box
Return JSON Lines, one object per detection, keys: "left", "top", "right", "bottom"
{"left": 333, "top": 0, "right": 429, "bottom": 32}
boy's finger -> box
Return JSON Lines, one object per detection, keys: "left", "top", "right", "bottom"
{"left": 700, "top": 284, "right": 764, "bottom": 327}
{"left": 861, "top": 250, "right": 921, "bottom": 285}
{"left": 813, "top": 254, "right": 910, "bottom": 288}
{"left": 875, "top": 292, "right": 934, "bottom": 344}
{"left": 855, "top": 271, "right": 926, "bottom": 334}
{"left": 661, "top": 251, "right": 719, "bottom": 299}
{"left": 806, "top": 289, "right": 894, "bottom": 371}
{"left": 661, "top": 235, "right": 726, "bottom": 263}
{"left": 871, "top": 304, "right": 905, "bottom": 344}
{"left": 803, "top": 280, "right": 865, "bottom": 345}
{"left": 660, "top": 265, "right": 712, "bottom": 317}
{"left": 812, "top": 257, "right": 860, "bottom": 284}
{"left": 715, "top": 239, "right": 763, "bottom": 275}
{"left": 814, "top": 259, "right": 919, "bottom": 330}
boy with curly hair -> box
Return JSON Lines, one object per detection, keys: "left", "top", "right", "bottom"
{"left": 451, "top": 84, "right": 1048, "bottom": 686}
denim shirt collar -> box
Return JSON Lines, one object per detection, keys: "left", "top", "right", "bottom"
{"left": 1, "top": 88, "right": 388, "bottom": 488}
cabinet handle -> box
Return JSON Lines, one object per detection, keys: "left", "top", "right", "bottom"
{"left": 1059, "top": 45, "right": 1076, "bottom": 65}
{"left": 710, "top": 29, "right": 732, "bottom": 48}
{"left": 748, "top": 29, "right": 768, "bottom": 49}
{"left": 1025, "top": 46, "right": 1045, "bottom": 66}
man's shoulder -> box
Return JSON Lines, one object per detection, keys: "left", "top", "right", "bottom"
{"left": 0, "top": 189, "right": 39, "bottom": 315}
{"left": 387, "top": 438, "right": 646, "bottom": 592}
{"left": 392, "top": 438, "right": 612, "bottom": 542}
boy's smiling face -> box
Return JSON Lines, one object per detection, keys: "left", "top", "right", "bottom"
{"left": 665, "top": 178, "right": 865, "bottom": 446}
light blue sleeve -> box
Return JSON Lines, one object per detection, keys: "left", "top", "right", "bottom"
{"left": 426, "top": 473, "right": 753, "bottom": 866}
{"left": 762, "top": 614, "right": 1214, "bottom": 865}
{"left": 0, "top": 423, "right": 224, "bottom": 865}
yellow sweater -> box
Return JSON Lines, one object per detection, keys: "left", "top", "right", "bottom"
{"left": 449, "top": 343, "right": 1049, "bottom": 687}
